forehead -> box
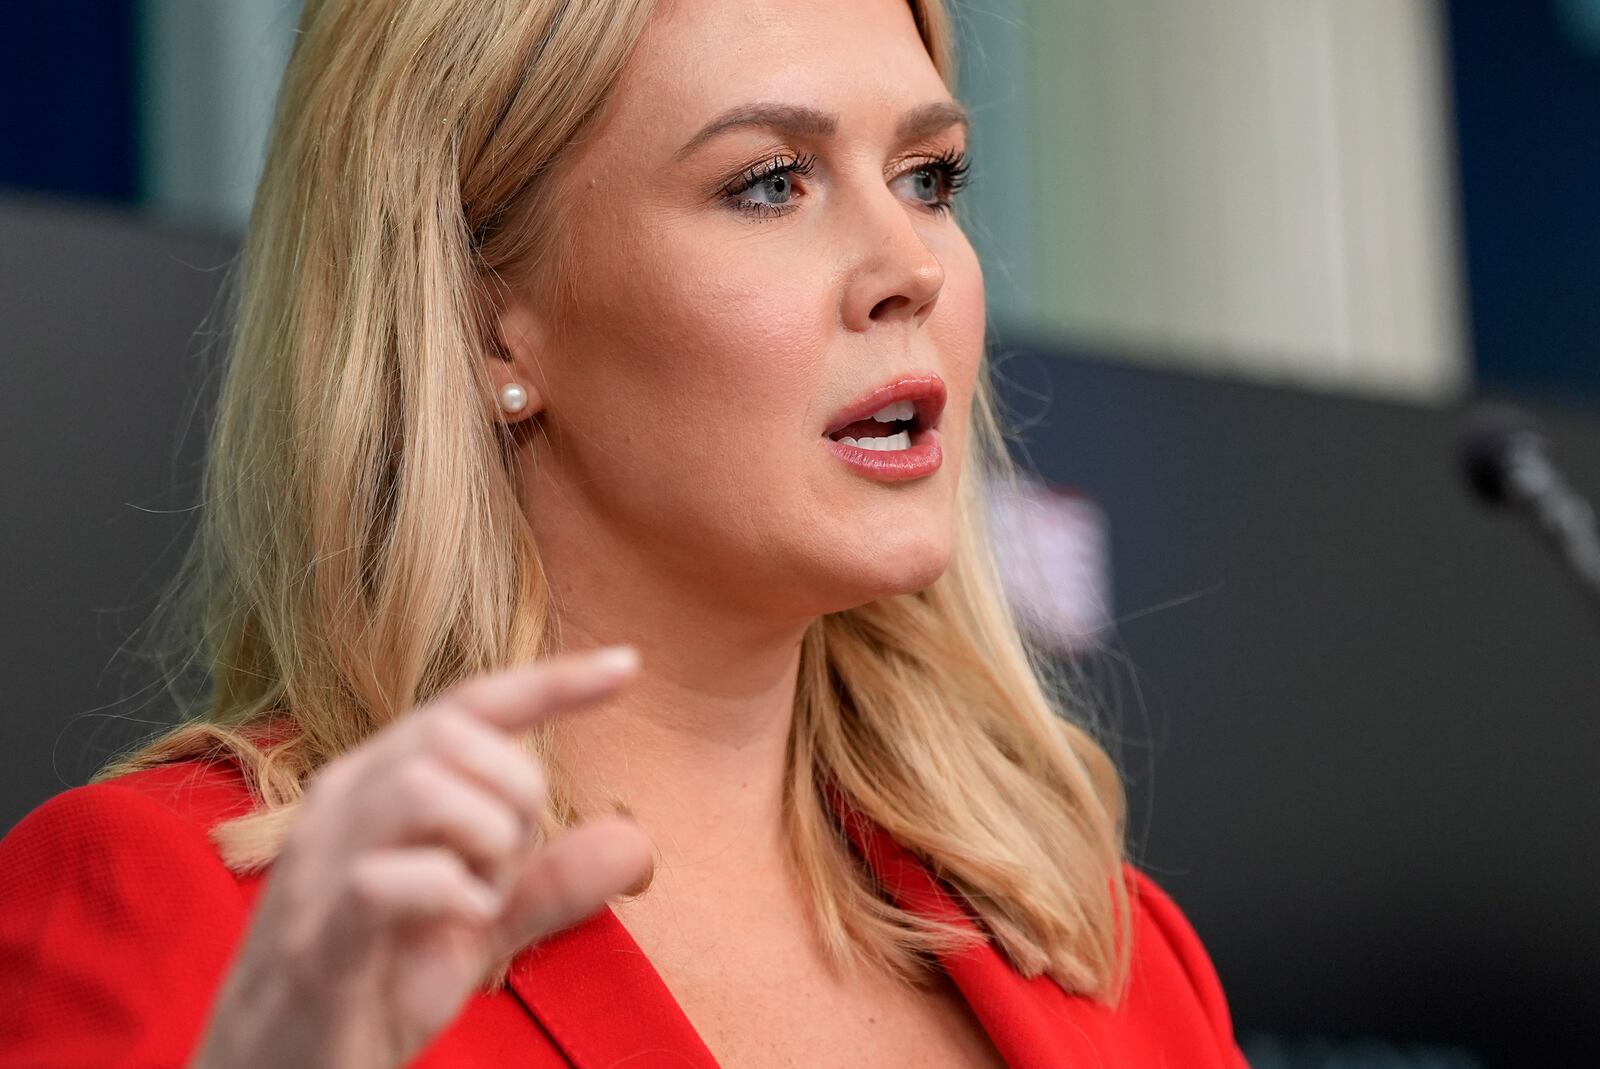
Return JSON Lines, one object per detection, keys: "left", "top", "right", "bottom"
{"left": 609, "top": 0, "right": 948, "bottom": 147}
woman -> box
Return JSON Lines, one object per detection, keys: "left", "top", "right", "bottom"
{"left": 0, "top": 0, "right": 1249, "bottom": 1066}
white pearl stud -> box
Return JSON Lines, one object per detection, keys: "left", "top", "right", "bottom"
{"left": 498, "top": 383, "right": 529, "bottom": 415}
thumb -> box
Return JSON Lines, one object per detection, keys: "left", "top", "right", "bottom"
{"left": 487, "top": 815, "right": 656, "bottom": 959}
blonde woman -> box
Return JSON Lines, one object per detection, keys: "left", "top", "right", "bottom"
{"left": 0, "top": 1, "right": 1249, "bottom": 1066}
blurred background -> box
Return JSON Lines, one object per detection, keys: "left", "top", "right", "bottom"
{"left": 2, "top": 1, "right": 1597, "bottom": 1065}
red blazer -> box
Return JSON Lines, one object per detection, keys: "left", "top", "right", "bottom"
{"left": 0, "top": 758, "right": 1249, "bottom": 1068}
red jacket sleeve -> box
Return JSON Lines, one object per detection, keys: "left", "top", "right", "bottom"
{"left": 0, "top": 782, "right": 252, "bottom": 1069}
{"left": 1128, "top": 865, "right": 1251, "bottom": 1068}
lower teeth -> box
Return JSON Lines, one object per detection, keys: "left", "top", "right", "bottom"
{"left": 836, "top": 429, "right": 912, "bottom": 451}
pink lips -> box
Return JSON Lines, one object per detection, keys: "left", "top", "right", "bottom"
{"left": 822, "top": 373, "right": 946, "bottom": 482}
{"left": 823, "top": 374, "right": 947, "bottom": 439}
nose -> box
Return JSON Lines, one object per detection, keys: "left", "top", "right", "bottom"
{"left": 839, "top": 184, "right": 947, "bottom": 333}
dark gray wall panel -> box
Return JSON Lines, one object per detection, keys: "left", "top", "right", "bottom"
{"left": 991, "top": 339, "right": 1600, "bottom": 1066}
{"left": 1, "top": 195, "right": 232, "bottom": 803}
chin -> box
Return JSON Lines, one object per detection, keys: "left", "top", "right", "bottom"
{"left": 826, "top": 534, "right": 953, "bottom": 608}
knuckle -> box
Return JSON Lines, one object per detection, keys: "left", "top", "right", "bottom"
{"left": 427, "top": 847, "right": 473, "bottom": 885}
{"left": 344, "top": 856, "right": 394, "bottom": 913}
{"left": 394, "top": 757, "right": 444, "bottom": 810}
{"left": 493, "top": 744, "right": 546, "bottom": 816}
{"left": 434, "top": 674, "right": 490, "bottom": 716}
{"left": 417, "top": 849, "right": 479, "bottom": 914}
{"left": 303, "top": 757, "right": 351, "bottom": 804}
{"left": 417, "top": 708, "right": 469, "bottom": 752}
{"left": 483, "top": 806, "right": 521, "bottom": 856}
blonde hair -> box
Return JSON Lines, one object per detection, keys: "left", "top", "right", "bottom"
{"left": 98, "top": 0, "right": 1133, "bottom": 1002}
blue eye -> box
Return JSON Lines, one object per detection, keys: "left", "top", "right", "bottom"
{"left": 721, "top": 148, "right": 973, "bottom": 221}
{"left": 721, "top": 153, "right": 818, "bottom": 219}
{"left": 905, "top": 147, "right": 971, "bottom": 212}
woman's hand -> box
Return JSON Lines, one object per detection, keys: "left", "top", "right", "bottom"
{"left": 188, "top": 646, "right": 653, "bottom": 1069}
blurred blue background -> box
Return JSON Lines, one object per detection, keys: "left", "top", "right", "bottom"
{"left": 1450, "top": 0, "right": 1600, "bottom": 396}
{"left": 3, "top": 3, "right": 1597, "bottom": 1067}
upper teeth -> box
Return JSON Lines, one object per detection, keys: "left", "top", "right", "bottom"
{"left": 870, "top": 399, "right": 916, "bottom": 423}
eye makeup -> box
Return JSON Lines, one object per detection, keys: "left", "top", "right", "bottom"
{"left": 719, "top": 147, "right": 972, "bottom": 220}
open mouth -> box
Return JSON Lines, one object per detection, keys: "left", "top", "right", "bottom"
{"left": 825, "top": 398, "right": 923, "bottom": 451}
{"left": 822, "top": 381, "right": 945, "bottom": 480}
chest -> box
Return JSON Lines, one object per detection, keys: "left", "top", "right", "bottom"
{"left": 665, "top": 959, "right": 1012, "bottom": 1069}
{"left": 611, "top": 892, "right": 1011, "bottom": 1069}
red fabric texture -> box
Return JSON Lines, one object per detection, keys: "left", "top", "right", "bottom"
{"left": 0, "top": 757, "right": 1249, "bottom": 1068}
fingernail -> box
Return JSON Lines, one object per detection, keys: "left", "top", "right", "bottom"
{"left": 589, "top": 645, "right": 639, "bottom": 675}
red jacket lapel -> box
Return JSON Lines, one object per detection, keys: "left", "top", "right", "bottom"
{"left": 824, "top": 784, "right": 1074, "bottom": 1069}
{"left": 506, "top": 903, "right": 722, "bottom": 1068}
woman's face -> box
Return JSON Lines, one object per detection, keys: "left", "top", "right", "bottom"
{"left": 496, "top": 0, "right": 985, "bottom": 622}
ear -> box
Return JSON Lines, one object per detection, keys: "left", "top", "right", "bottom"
{"left": 486, "top": 293, "right": 549, "bottom": 423}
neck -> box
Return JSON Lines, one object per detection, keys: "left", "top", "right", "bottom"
{"left": 518, "top": 437, "right": 834, "bottom": 914}
{"left": 545, "top": 594, "right": 811, "bottom": 895}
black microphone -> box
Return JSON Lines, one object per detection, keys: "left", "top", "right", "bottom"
{"left": 1459, "top": 402, "right": 1600, "bottom": 612}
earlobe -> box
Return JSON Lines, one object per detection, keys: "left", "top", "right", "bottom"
{"left": 489, "top": 299, "right": 547, "bottom": 422}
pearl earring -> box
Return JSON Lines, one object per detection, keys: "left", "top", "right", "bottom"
{"left": 498, "top": 383, "right": 529, "bottom": 415}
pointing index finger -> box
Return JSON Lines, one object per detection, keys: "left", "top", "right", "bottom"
{"left": 438, "top": 646, "right": 640, "bottom": 734}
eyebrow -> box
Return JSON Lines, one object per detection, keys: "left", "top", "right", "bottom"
{"left": 673, "top": 99, "right": 970, "bottom": 161}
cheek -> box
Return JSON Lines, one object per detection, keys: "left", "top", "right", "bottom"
{"left": 623, "top": 281, "right": 829, "bottom": 476}
{"left": 947, "top": 239, "right": 987, "bottom": 347}
{"left": 582, "top": 202, "right": 827, "bottom": 415}
{"left": 554, "top": 227, "right": 835, "bottom": 528}
{"left": 927, "top": 236, "right": 987, "bottom": 450}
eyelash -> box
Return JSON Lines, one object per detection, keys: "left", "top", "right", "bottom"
{"left": 720, "top": 147, "right": 972, "bottom": 221}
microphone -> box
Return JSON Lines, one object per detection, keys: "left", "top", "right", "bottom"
{"left": 1459, "top": 402, "right": 1600, "bottom": 613}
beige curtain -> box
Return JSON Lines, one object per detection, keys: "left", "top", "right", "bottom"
{"left": 957, "top": 0, "right": 1470, "bottom": 402}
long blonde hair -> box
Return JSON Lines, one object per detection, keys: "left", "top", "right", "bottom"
{"left": 98, "top": 0, "right": 1133, "bottom": 1002}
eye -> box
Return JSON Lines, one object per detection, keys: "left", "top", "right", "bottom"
{"left": 721, "top": 153, "right": 818, "bottom": 220}
{"left": 717, "top": 147, "right": 974, "bottom": 221}
{"left": 892, "top": 147, "right": 972, "bottom": 216}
